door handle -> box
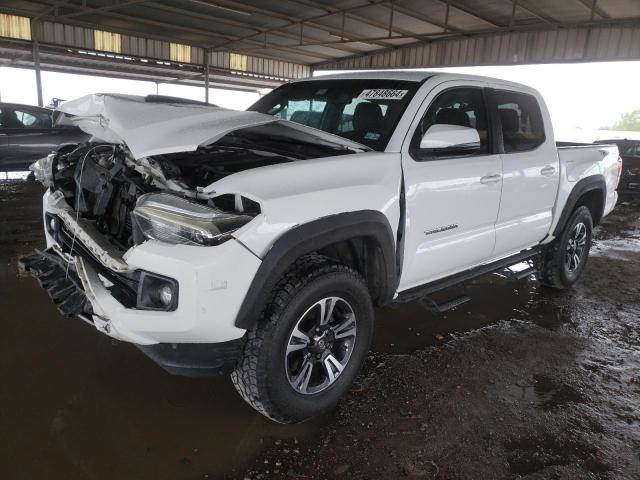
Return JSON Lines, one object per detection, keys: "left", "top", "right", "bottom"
{"left": 540, "top": 165, "right": 556, "bottom": 176}
{"left": 480, "top": 173, "right": 501, "bottom": 184}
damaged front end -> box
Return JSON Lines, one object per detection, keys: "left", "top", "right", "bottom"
{"left": 21, "top": 94, "right": 364, "bottom": 347}
{"left": 41, "top": 141, "right": 261, "bottom": 252}
{"left": 22, "top": 138, "right": 267, "bottom": 322}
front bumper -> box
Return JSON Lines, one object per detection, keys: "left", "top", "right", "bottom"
{"left": 20, "top": 249, "right": 244, "bottom": 376}
{"left": 22, "top": 190, "right": 262, "bottom": 374}
{"left": 136, "top": 340, "right": 244, "bottom": 376}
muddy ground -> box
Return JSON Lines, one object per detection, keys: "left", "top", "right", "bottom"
{"left": 1, "top": 180, "right": 639, "bottom": 480}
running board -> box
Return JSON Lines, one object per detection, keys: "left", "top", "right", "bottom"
{"left": 395, "top": 248, "right": 541, "bottom": 305}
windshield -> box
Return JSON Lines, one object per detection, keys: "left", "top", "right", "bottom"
{"left": 249, "top": 79, "right": 421, "bottom": 151}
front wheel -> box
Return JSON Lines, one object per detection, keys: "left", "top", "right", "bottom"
{"left": 231, "top": 257, "right": 374, "bottom": 423}
{"left": 537, "top": 206, "right": 593, "bottom": 289}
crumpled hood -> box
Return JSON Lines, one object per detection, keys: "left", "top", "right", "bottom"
{"left": 57, "top": 94, "right": 368, "bottom": 159}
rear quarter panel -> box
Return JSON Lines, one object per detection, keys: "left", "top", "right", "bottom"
{"left": 548, "top": 144, "right": 619, "bottom": 238}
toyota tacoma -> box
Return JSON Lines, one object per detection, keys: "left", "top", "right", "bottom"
{"left": 22, "top": 72, "right": 621, "bottom": 423}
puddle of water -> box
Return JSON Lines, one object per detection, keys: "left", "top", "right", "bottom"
{"left": 1, "top": 258, "right": 324, "bottom": 479}
{"left": 373, "top": 272, "right": 567, "bottom": 354}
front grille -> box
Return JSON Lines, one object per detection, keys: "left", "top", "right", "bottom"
{"left": 51, "top": 215, "right": 140, "bottom": 308}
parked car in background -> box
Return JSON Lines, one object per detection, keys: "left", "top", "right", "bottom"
{"left": 596, "top": 138, "right": 640, "bottom": 191}
{"left": 0, "top": 102, "right": 90, "bottom": 171}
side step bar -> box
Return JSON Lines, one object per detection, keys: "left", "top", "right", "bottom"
{"left": 419, "top": 294, "right": 471, "bottom": 314}
{"left": 513, "top": 266, "right": 537, "bottom": 281}
{"left": 396, "top": 248, "right": 541, "bottom": 307}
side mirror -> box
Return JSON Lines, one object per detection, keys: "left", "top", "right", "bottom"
{"left": 419, "top": 124, "right": 481, "bottom": 155}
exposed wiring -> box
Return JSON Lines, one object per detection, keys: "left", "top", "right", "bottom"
{"left": 65, "top": 144, "right": 116, "bottom": 279}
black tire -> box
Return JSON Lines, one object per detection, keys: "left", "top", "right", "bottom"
{"left": 231, "top": 255, "right": 374, "bottom": 424}
{"left": 536, "top": 206, "right": 593, "bottom": 289}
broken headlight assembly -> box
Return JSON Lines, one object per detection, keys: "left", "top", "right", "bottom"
{"left": 30, "top": 153, "right": 56, "bottom": 188}
{"left": 132, "top": 192, "right": 253, "bottom": 246}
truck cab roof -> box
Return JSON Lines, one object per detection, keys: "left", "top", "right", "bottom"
{"left": 295, "top": 70, "right": 539, "bottom": 95}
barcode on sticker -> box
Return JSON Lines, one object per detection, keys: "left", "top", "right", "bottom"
{"left": 358, "top": 89, "right": 408, "bottom": 100}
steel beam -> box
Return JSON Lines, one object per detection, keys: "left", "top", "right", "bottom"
{"left": 204, "top": 0, "right": 396, "bottom": 50}
{"left": 204, "top": 50, "right": 210, "bottom": 103}
{"left": 3, "top": 4, "right": 335, "bottom": 62}
{"left": 55, "top": 0, "right": 151, "bottom": 19}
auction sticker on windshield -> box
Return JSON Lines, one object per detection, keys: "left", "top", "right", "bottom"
{"left": 358, "top": 89, "right": 408, "bottom": 100}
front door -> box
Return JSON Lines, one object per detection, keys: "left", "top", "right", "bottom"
{"left": 399, "top": 82, "right": 502, "bottom": 291}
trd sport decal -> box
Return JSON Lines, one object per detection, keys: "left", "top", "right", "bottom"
{"left": 424, "top": 224, "right": 459, "bottom": 235}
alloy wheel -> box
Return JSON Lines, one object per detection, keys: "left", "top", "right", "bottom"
{"left": 285, "top": 296, "right": 357, "bottom": 395}
{"left": 565, "top": 222, "right": 587, "bottom": 273}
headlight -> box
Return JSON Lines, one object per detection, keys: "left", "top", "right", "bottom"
{"left": 30, "top": 154, "right": 55, "bottom": 188}
{"left": 132, "top": 193, "right": 253, "bottom": 246}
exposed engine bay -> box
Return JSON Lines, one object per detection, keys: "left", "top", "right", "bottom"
{"left": 33, "top": 93, "right": 363, "bottom": 255}
{"left": 45, "top": 140, "right": 301, "bottom": 251}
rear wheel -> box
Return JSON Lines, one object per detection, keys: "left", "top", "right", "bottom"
{"left": 231, "top": 256, "right": 374, "bottom": 423}
{"left": 537, "top": 206, "right": 593, "bottom": 289}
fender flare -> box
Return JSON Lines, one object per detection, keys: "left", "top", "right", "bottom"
{"left": 234, "top": 210, "right": 397, "bottom": 330}
{"left": 553, "top": 175, "right": 606, "bottom": 237}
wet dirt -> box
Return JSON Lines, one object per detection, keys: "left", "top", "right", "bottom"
{"left": 1, "top": 180, "right": 639, "bottom": 479}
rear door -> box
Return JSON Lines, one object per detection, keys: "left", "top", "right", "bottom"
{"left": 398, "top": 81, "right": 503, "bottom": 291}
{"left": 490, "top": 87, "right": 560, "bottom": 255}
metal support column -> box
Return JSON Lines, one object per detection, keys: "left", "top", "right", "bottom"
{"left": 32, "top": 22, "right": 44, "bottom": 107}
{"left": 204, "top": 49, "right": 210, "bottom": 104}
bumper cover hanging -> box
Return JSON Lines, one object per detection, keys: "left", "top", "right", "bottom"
{"left": 19, "top": 250, "right": 93, "bottom": 318}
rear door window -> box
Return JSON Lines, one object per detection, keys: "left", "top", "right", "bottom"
{"left": 494, "top": 91, "right": 545, "bottom": 153}
{"left": 0, "top": 107, "right": 52, "bottom": 129}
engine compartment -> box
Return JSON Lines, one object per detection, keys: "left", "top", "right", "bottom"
{"left": 50, "top": 142, "right": 273, "bottom": 251}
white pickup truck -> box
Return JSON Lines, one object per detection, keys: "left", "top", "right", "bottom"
{"left": 23, "top": 72, "right": 621, "bottom": 423}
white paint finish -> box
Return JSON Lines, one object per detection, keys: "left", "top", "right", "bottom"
{"left": 491, "top": 83, "right": 561, "bottom": 254}
{"left": 57, "top": 94, "right": 368, "bottom": 159}
{"left": 546, "top": 144, "right": 620, "bottom": 240}
{"left": 397, "top": 78, "right": 503, "bottom": 290}
{"left": 419, "top": 124, "right": 480, "bottom": 149}
{"left": 399, "top": 154, "right": 502, "bottom": 289}
{"left": 209, "top": 152, "right": 403, "bottom": 258}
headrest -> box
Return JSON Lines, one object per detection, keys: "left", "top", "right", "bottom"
{"left": 435, "top": 108, "right": 471, "bottom": 127}
{"left": 290, "top": 110, "right": 323, "bottom": 129}
{"left": 499, "top": 109, "right": 520, "bottom": 134}
{"left": 353, "top": 102, "right": 383, "bottom": 134}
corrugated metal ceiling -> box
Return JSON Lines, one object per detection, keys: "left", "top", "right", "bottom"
{"left": 1, "top": 0, "right": 639, "bottom": 87}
